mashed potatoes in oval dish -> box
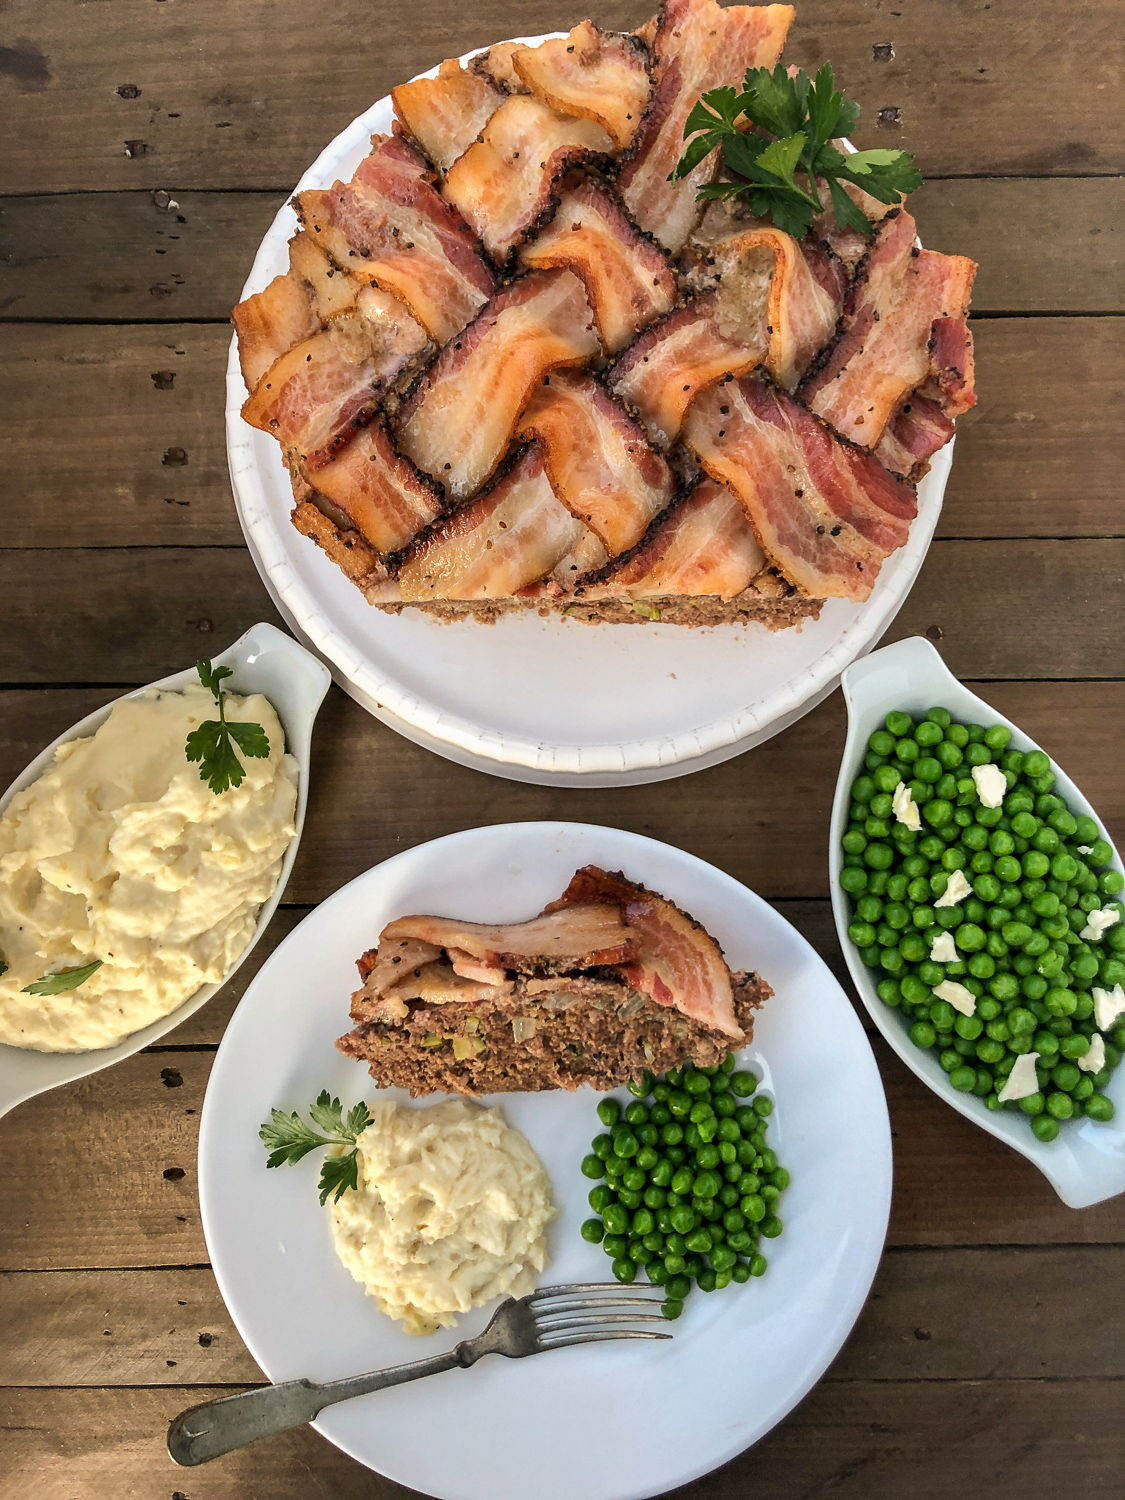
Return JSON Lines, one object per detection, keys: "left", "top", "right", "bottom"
{"left": 329, "top": 1098, "right": 556, "bottom": 1335}
{"left": 0, "top": 684, "right": 298, "bottom": 1052}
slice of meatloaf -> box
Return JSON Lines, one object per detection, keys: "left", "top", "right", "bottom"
{"left": 334, "top": 866, "right": 772, "bottom": 1096}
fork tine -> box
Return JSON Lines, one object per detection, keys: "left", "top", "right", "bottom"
{"left": 535, "top": 1311, "right": 670, "bottom": 1331}
{"left": 532, "top": 1294, "right": 665, "bottom": 1316}
{"left": 539, "top": 1330, "right": 672, "bottom": 1349}
{"left": 528, "top": 1282, "right": 640, "bottom": 1300}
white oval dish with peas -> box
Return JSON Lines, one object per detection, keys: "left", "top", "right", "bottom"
{"left": 831, "top": 636, "right": 1125, "bottom": 1209}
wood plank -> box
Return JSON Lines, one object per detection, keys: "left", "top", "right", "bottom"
{"left": 1, "top": 683, "right": 1121, "bottom": 914}
{"left": 4, "top": 1244, "right": 1121, "bottom": 1387}
{"left": 4, "top": 179, "right": 1120, "bottom": 324}
{"left": 0, "top": 324, "right": 244, "bottom": 547}
{"left": 911, "top": 178, "right": 1124, "bottom": 314}
{"left": 0, "top": 538, "right": 1120, "bottom": 684}
{"left": 2, "top": 1378, "right": 1122, "bottom": 1500}
{"left": 936, "top": 318, "right": 1125, "bottom": 540}
{"left": 2, "top": 0, "right": 1121, "bottom": 194}
{"left": 4, "top": 319, "right": 1118, "bottom": 547}
{"left": 3, "top": 1031, "right": 1125, "bottom": 1274}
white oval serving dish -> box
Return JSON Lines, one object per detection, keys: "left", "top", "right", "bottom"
{"left": 226, "top": 36, "right": 953, "bottom": 788}
{"left": 0, "top": 622, "right": 331, "bottom": 1122}
{"left": 830, "top": 635, "right": 1125, "bottom": 1208}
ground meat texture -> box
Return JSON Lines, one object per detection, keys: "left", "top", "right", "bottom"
{"left": 335, "top": 972, "right": 770, "bottom": 1096}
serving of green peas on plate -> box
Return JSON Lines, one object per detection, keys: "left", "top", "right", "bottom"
{"left": 841, "top": 706, "right": 1125, "bottom": 1140}
{"left": 578, "top": 1055, "right": 788, "bottom": 1319}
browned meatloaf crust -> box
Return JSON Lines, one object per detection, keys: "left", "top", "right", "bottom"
{"left": 336, "top": 969, "right": 771, "bottom": 1097}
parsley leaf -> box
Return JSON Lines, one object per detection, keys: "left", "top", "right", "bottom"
{"left": 259, "top": 1091, "right": 373, "bottom": 1205}
{"left": 185, "top": 658, "right": 271, "bottom": 795}
{"left": 22, "top": 959, "right": 103, "bottom": 996}
{"left": 669, "top": 60, "right": 922, "bottom": 237}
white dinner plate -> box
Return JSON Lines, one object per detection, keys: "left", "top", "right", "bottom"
{"left": 199, "top": 822, "right": 892, "bottom": 1500}
{"left": 226, "top": 36, "right": 954, "bottom": 787}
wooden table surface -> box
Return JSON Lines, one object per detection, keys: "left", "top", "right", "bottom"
{"left": 1, "top": 0, "right": 1123, "bottom": 1495}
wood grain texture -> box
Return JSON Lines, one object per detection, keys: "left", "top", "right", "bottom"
{"left": 3, "top": 1031, "right": 1124, "bottom": 1274}
{"left": 0, "top": 539, "right": 1120, "bottom": 685}
{"left": 4, "top": 1245, "right": 1122, "bottom": 1387}
{"left": 3, "top": 179, "right": 1120, "bottom": 324}
{"left": 1, "top": 683, "right": 1121, "bottom": 909}
{"left": 4, "top": 319, "right": 1118, "bottom": 548}
{"left": 2, "top": 1377, "right": 1123, "bottom": 1500}
{"left": 2, "top": 0, "right": 1122, "bottom": 193}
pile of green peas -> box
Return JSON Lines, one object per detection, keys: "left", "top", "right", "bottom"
{"left": 841, "top": 706, "right": 1125, "bottom": 1140}
{"left": 578, "top": 1055, "right": 788, "bottom": 1319}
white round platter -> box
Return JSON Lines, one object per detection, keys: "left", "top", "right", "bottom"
{"left": 226, "top": 36, "right": 951, "bottom": 787}
{"left": 199, "top": 821, "right": 892, "bottom": 1500}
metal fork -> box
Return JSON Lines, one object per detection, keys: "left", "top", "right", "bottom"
{"left": 167, "top": 1282, "right": 670, "bottom": 1466}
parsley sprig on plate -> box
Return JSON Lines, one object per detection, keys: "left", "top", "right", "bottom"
{"left": 670, "top": 63, "right": 923, "bottom": 239}
{"left": 185, "top": 659, "right": 270, "bottom": 795}
{"left": 260, "top": 1091, "right": 373, "bottom": 1204}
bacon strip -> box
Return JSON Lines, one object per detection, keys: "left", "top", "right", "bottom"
{"left": 396, "top": 269, "right": 600, "bottom": 502}
{"left": 469, "top": 41, "right": 531, "bottom": 93}
{"left": 381, "top": 902, "right": 638, "bottom": 969}
{"left": 392, "top": 59, "right": 504, "bottom": 172}
{"left": 692, "top": 228, "right": 846, "bottom": 391}
{"left": 241, "top": 296, "right": 430, "bottom": 470}
{"left": 592, "top": 478, "right": 768, "bottom": 601}
{"left": 303, "top": 416, "right": 444, "bottom": 554}
{"left": 387, "top": 445, "right": 600, "bottom": 601}
{"left": 516, "top": 370, "right": 676, "bottom": 556}
{"left": 618, "top": 0, "right": 794, "bottom": 254}
{"left": 513, "top": 21, "right": 651, "bottom": 150}
{"left": 233, "top": 232, "right": 365, "bottom": 392}
{"left": 873, "top": 393, "right": 955, "bottom": 482}
{"left": 546, "top": 865, "right": 744, "bottom": 1041}
{"left": 443, "top": 95, "right": 614, "bottom": 263}
{"left": 294, "top": 134, "right": 496, "bottom": 345}
{"left": 608, "top": 262, "right": 771, "bottom": 450}
{"left": 684, "top": 372, "right": 917, "bottom": 601}
{"left": 519, "top": 178, "right": 677, "bottom": 354}
{"left": 800, "top": 208, "right": 977, "bottom": 446}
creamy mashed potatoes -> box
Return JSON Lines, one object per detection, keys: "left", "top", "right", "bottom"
{"left": 328, "top": 1098, "right": 555, "bottom": 1335}
{"left": 0, "top": 684, "right": 298, "bottom": 1052}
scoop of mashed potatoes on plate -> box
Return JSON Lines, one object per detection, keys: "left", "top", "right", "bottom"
{"left": 0, "top": 684, "right": 298, "bottom": 1052}
{"left": 328, "top": 1097, "right": 556, "bottom": 1335}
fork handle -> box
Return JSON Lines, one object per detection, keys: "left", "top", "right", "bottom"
{"left": 167, "top": 1346, "right": 467, "bottom": 1466}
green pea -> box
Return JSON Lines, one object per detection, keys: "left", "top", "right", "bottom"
{"left": 949, "top": 1065, "right": 976, "bottom": 1092}
{"left": 984, "top": 725, "right": 1011, "bottom": 751}
{"left": 588, "top": 1184, "right": 614, "bottom": 1213}
{"left": 597, "top": 1098, "right": 621, "bottom": 1127}
{"left": 581, "top": 1217, "right": 605, "bottom": 1243}
{"left": 1018, "top": 1091, "right": 1046, "bottom": 1116}
{"left": 761, "top": 1215, "right": 783, "bottom": 1238}
{"left": 612, "top": 1256, "right": 637, "bottom": 1283}
{"left": 627, "top": 1070, "right": 654, "bottom": 1099}
{"left": 1102, "top": 871, "right": 1125, "bottom": 897}
{"left": 581, "top": 1153, "right": 606, "bottom": 1179}
{"left": 1031, "top": 1114, "right": 1059, "bottom": 1142}
{"left": 1023, "top": 749, "right": 1050, "bottom": 778}
{"left": 603, "top": 1203, "right": 629, "bottom": 1236}
{"left": 955, "top": 1013, "right": 983, "bottom": 1040}
{"left": 956, "top": 923, "right": 986, "bottom": 953}
{"left": 909, "top": 1021, "right": 937, "bottom": 1048}
{"left": 1085, "top": 1094, "right": 1115, "bottom": 1122}
{"left": 729, "top": 1071, "right": 757, "bottom": 1097}
{"left": 752, "top": 1094, "right": 773, "bottom": 1117}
